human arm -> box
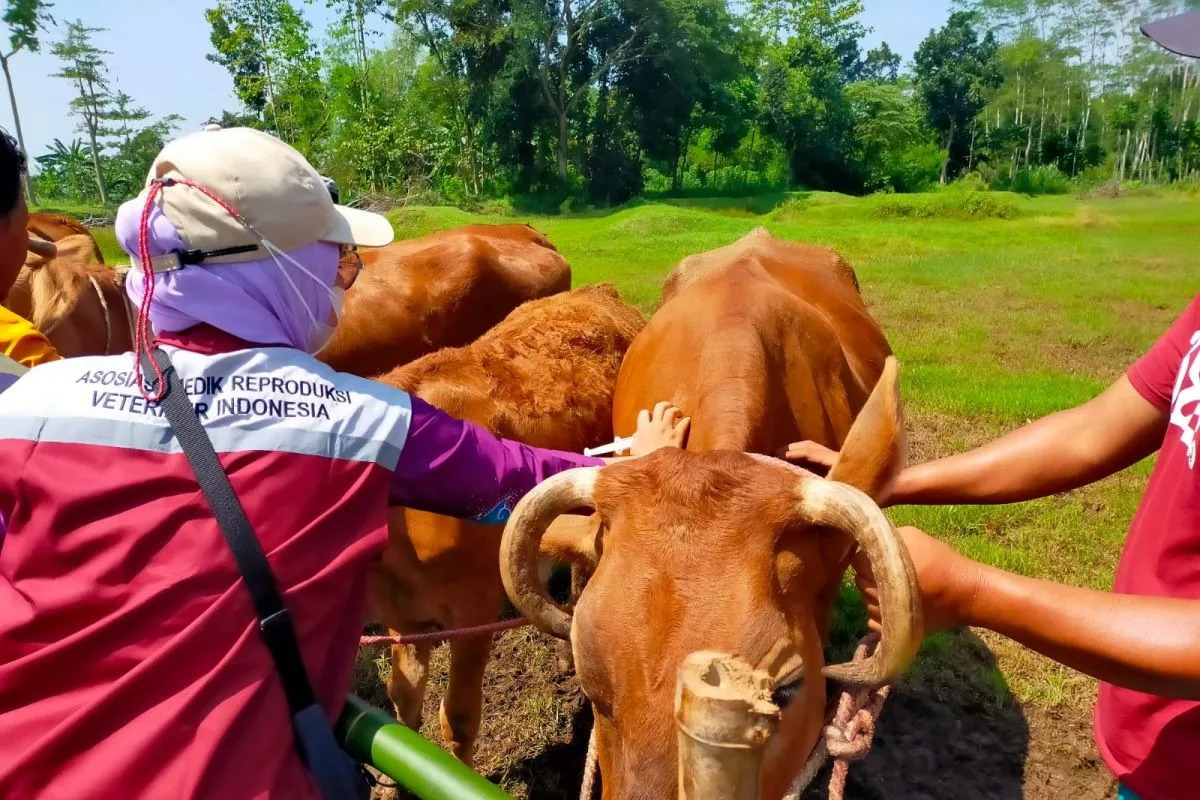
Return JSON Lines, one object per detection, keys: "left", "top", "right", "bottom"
{"left": 785, "top": 376, "right": 1167, "bottom": 506}
{"left": 388, "top": 397, "right": 687, "bottom": 521}
{"left": 786, "top": 297, "right": 1200, "bottom": 506}
{"left": 859, "top": 526, "right": 1200, "bottom": 699}
{"left": 0, "top": 307, "right": 60, "bottom": 368}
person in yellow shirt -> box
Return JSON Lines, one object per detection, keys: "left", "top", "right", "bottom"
{"left": 0, "top": 127, "right": 59, "bottom": 371}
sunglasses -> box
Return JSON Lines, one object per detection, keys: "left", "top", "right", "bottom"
{"left": 337, "top": 244, "right": 363, "bottom": 289}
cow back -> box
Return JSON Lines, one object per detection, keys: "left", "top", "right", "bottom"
{"left": 320, "top": 224, "right": 571, "bottom": 378}
{"left": 382, "top": 283, "right": 643, "bottom": 452}
{"left": 6, "top": 235, "right": 130, "bottom": 357}
{"left": 614, "top": 229, "right": 890, "bottom": 454}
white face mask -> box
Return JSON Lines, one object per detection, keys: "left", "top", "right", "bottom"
{"left": 262, "top": 239, "right": 343, "bottom": 355}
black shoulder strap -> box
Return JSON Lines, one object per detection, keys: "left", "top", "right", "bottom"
{"left": 143, "top": 347, "right": 365, "bottom": 800}
{"left": 147, "top": 347, "right": 316, "bottom": 713}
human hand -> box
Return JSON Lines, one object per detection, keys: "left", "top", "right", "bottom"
{"left": 778, "top": 440, "right": 838, "bottom": 478}
{"left": 629, "top": 402, "right": 690, "bottom": 456}
{"left": 854, "top": 525, "right": 981, "bottom": 635}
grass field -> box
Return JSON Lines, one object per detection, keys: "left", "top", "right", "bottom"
{"left": 367, "top": 190, "right": 1196, "bottom": 799}
{"left": 89, "top": 190, "right": 1199, "bottom": 797}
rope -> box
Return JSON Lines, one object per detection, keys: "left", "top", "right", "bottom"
{"left": 358, "top": 617, "right": 530, "bottom": 647}
{"left": 579, "top": 726, "right": 598, "bottom": 800}
{"left": 88, "top": 275, "right": 113, "bottom": 356}
{"left": 783, "top": 634, "right": 891, "bottom": 800}
{"left": 134, "top": 177, "right": 248, "bottom": 402}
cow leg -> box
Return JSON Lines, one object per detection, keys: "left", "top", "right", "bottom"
{"left": 439, "top": 635, "right": 491, "bottom": 765}
{"left": 388, "top": 639, "right": 432, "bottom": 729}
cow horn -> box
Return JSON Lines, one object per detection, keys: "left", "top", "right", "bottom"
{"left": 27, "top": 237, "right": 57, "bottom": 261}
{"left": 500, "top": 467, "right": 599, "bottom": 640}
{"left": 790, "top": 477, "right": 923, "bottom": 687}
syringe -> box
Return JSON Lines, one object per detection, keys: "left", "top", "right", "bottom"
{"left": 584, "top": 435, "right": 636, "bottom": 458}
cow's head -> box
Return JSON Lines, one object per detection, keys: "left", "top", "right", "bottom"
{"left": 501, "top": 359, "right": 919, "bottom": 799}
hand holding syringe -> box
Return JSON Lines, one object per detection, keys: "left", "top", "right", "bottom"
{"left": 583, "top": 403, "right": 691, "bottom": 459}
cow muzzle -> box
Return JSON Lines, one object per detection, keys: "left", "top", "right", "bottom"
{"left": 499, "top": 465, "right": 922, "bottom": 688}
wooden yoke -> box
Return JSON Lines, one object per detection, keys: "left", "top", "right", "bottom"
{"left": 675, "top": 652, "right": 782, "bottom": 800}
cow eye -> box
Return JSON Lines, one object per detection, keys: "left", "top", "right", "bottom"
{"left": 771, "top": 676, "right": 805, "bottom": 709}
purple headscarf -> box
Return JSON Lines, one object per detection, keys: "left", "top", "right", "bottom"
{"left": 117, "top": 198, "right": 338, "bottom": 350}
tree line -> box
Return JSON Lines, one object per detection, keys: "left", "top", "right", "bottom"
{"left": 4, "top": 0, "right": 1198, "bottom": 211}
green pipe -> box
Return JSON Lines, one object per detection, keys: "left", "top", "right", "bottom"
{"left": 337, "top": 694, "right": 514, "bottom": 800}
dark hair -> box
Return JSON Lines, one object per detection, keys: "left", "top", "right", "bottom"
{"left": 0, "top": 128, "right": 26, "bottom": 217}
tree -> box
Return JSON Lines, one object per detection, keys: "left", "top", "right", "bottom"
{"left": 51, "top": 19, "right": 113, "bottom": 204}
{"left": 317, "top": 0, "right": 384, "bottom": 114}
{"left": 914, "top": 10, "right": 1001, "bottom": 182}
{"left": 33, "top": 137, "right": 91, "bottom": 200}
{"left": 206, "top": 2, "right": 269, "bottom": 120}
{"left": 514, "top": 0, "right": 655, "bottom": 185}
{"left": 106, "top": 113, "right": 183, "bottom": 198}
{"left": 846, "top": 78, "right": 939, "bottom": 190}
{"left": 206, "top": 0, "right": 325, "bottom": 148}
{"left": 861, "top": 42, "right": 901, "bottom": 81}
{"left": 621, "top": 0, "right": 745, "bottom": 193}
{"left": 753, "top": 0, "right": 866, "bottom": 190}
{"left": 1, "top": 0, "right": 53, "bottom": 204}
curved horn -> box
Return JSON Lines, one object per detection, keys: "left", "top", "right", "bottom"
{"left": 500, "top": 467, "right": 599, "bottom": 640}
{"left": 26, "top": 237, "right": 58, "bottom": 261}
{"left": 790, "top": 477, "right": 922, "bottom": 687}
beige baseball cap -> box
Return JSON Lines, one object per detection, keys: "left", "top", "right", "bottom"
{"left": 143, "top": 126, "right": 393, "bottom": 264}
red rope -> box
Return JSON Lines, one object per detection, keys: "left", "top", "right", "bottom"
{"left": 133, "top": 177, "right": 249, "bottom": 403}
{"left": 359, "top": 617, "right": 530, "bottom": 647}
{"left": 134, "top": 180, "right": 166, "bottom": 401}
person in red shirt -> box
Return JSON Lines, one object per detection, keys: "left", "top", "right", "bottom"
{"left": 787, "top": 295, "right": 1200, "bottom": 800}
{"left": 788, "top": 20, "right": 1200, "bottom": 799}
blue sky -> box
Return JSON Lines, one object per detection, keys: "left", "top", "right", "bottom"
{"left": 0, "top": 0, "right": 953, "bottom": 162}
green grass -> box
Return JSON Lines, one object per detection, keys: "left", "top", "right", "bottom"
{"left": 386, "top": 190, "right": 1199, "bottom": 711}
{"left": 92, "top": 227, "right": 125, "bottom": 265}
{"left": 32, "top": 201, "right": 115, "bottom": 220}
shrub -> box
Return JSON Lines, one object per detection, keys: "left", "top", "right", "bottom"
{"left": 994, "top": 165, "right": 1070, "bottom": 195}
{"left": 871, "top": 190, "right": 1018, "bottom": 220}
{"left": 882, "top": 143, "right": 945, "bottom": 193}
{"left": 947, "top": 171, "right": 989, "bottom": 192}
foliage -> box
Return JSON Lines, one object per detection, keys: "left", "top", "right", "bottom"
{"left": 43, "top": 19, "right": 181, "bottom": 205}
{"left": 914, "top": 11, "right": 1003, "bottom": 183}
{"left": 33, "top": 0, "right": 1200, "bottom": 210}
{"left": 996, "top": 164, "right": 1071, "bottom": 194}
{"left": 871, "top": 188, "right": 1020, "bottom": 219}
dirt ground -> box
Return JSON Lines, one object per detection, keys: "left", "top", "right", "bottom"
{"left": 356, "top": 624, "right": 1116, "bottom": 800}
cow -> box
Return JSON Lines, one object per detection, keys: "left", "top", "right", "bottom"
{"left": 26, "top": 212, "right": 105, "bottom": 263}
{"left": 370, "top": 283, "right": 645, "bottom": 765}
{"left": 320, "top": 224, "right": 571, "bottom": 377}
{"left": 497, "top": 228, "right": 922, "bottom": 800}
{"left": 5, "top": 233, "right": 134, "bottom": 358}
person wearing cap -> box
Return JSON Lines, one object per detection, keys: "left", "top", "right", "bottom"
{"left": 0, "top": 127, "right": 61, "bottom": 383}
{"left": 0, "top": 126, "right": 688, "bottom": 799}
{"left": 783, "top": 19, "right": 1200, "bottom": 800}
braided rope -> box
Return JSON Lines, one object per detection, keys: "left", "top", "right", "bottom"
{"left": 784, "top": 634, "right": 891, "bottom": 800}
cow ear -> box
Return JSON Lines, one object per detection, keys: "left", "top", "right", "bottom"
{"left": 827, "top": 356, "right": 905, "bottom": 503}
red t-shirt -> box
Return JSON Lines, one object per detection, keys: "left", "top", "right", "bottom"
{"left": 1095, "top": 293, "right": 1200, "bottom": 800}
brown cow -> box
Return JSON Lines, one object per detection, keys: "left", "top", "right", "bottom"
{"left": 498, "top": 228, "right": 922, "bottom": 799}
{"left": 5, "top": 234, "right": 134, "bottom": 357}
{"left": 371, "top": 284, "right": 644, "bottom": 764}
{"left": 26, "top": 212, "right": 105, "bottom": 263}
{"left": 320, "top": 224, "right": 571, "bottom": 377}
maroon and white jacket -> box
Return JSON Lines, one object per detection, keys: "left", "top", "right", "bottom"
{"left": 0, "top": 328, "right": 599, "bottom": 799}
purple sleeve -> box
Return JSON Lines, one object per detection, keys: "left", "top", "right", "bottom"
{"left": 389, "top": 395, "right": 604, "bottom": 521}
